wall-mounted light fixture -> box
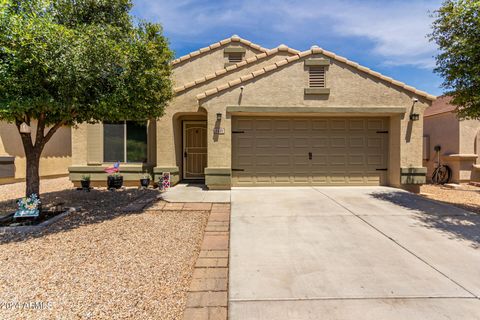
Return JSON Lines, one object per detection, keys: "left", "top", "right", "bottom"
{"left": 409, "top": 98, "right": 420, "bottom": 121}
{"left": 409, "top": 113, "right": 420, "bottom": 121}
{"left": 216, "top": 113, "right": 222, "bottom": 121}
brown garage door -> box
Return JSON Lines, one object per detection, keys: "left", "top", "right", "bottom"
{"left": 232, "top": 117, "right": 389, "bottom": 186}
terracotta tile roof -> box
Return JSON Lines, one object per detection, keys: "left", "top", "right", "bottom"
{"left": 424, "top": 95, "right": 455, "bottom": 117}
{"left": 196, "top": 46, "right": 437, "bottom": 101}
{"left": 173, "top": 45, "right": 300, "bottom": 94}
{"left": 171, "top": 35, "right": 269, "bottom": 66}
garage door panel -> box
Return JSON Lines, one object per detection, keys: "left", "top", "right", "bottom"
{"left": 349, "top": 119, "right": 366, "bottom": 130}
{"left": 237, "top": 135, "right": 253, "bottom": 145}
{"left": 255, "top": 155, "right": 273, "bottom": 166}
{"left": 330, "top": 136, "right": 347, "bottom": 148}
{"left": 292, "top": 120, "right": 310, "bottom": 131}
{"left": 328, "top": 155, "right": 347, "bottom": 166}
{"left": 347, "top": 173, "right": 366, "bottom": 184}
{"left": 349, "top": 137, "right": 366, "bottom": 147}
{"left": 367, "top": 155, "right": 383, "bottom": 166}
{"left": 331, "top": 120, "right": 347, "bottom": 130}
{"left": 292, "top": 174, "right": 310, "bottom": 183}
{"left": 255, "top": 120, "right": 273, "bottom": 131}
{"left": 311, "top": 138, "right": 329, "bottom": 148}
{"left": 348, "top": 155, "right": 365, "bottom": 166}
{"left": 311, "top": 155, "right": 328, "bottom": 165}
{"left": 366, "top": 174, "right": 383, "bottom": 184}
{"left": 329, "top": 174, "right": 348, "bottom": 184}
{"left": 232, "top": 117, "right": 388, "bottom": 186}
{"left": 274, "top": 137, "right": 290, "bottom": 148}
{"left": 273, "top": 156, "right": 292, "bottom": 166}
{"left": 237, "top": 156, "right": 254, "bottom": 166}
{"left": 273, "top": 173, "right": 292, "bottom": 183}
{"left": 312, "top": 120, "right": 329, "bottom": 130}
{"left": 273, "top": 120, "right": 290, "bottom": 131}
{"left": 236, "top": 119, "right": 254, "bottom": 131}
{"left": 367, "top": 119, "right": 385, "bottom": 130}
{"left": 367, "top": 137, "right": 383, "bottom": 148}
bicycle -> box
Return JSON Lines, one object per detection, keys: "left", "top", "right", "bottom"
{"left": 431, "top": 145, "right": 451, "bottom": 184}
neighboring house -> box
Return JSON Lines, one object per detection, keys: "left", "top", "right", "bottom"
{"left": 0, "top": 121, "right": 72, "bottom": 184}
{"left": 423, "top": 95, "right": 480, "bottom": 183}
{"left": 69, "top": 35, "right": 435, "bottom": 191}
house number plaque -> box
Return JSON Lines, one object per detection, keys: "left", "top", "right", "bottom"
{"left": 213, "top": 127, "right": 225, "bottom": 134}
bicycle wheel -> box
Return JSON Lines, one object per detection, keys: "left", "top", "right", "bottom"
{"left": 432, "top": 165, "right": 451, "bottom": 184}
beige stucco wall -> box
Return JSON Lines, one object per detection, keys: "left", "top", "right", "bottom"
{"left": 423, "top": 113, "right": 459, "bottom": 182}
{"left": 70, "top": 41, "right": 432, "bottom": 189}
{"left": 156, "top": 51, "right": 293, "bottom": 175}
{"left": 0, "top": 121, "right": 71, "bottom": 182}
{"left": 423, "top": 114, "right": 480, "bottom": 182}
{"left": 459, "top": 119, "right": 480, "bottom": 159}
{"left": 173, "top": 43, "right": 263, "bottom": 86}
{"left": 197, "top": 53, "right": 429, "bottom": 188}
{"left": 71, "top": 123, "right": 88, "bottom": 165}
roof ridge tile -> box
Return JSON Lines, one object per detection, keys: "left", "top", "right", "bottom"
{"left": 172, "top": 35, "right": 269, "bottom": 65}
{"left": 196, "top": 49, "right": 437, "bottom": 101}
{"left": 174, "top": 45, "right": 299, "bottom": 94}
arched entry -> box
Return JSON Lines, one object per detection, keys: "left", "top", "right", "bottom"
{"left": 183, "top": 121, "right": 207, "bottom": 179}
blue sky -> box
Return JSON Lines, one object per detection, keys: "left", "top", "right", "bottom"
{"left": 132, "top": 0, "right": 443, "bottom": 96}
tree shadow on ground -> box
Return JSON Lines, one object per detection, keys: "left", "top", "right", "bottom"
{"left": 0, "top": 188, "right": 160, "bottom": 245}
{"left": 370, "top": 191, "right": 480, "bottom": 248}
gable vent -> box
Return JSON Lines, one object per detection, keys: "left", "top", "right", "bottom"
{"left": 309, "top": 66, "right": 326, "bottom": 88}
{"left": 228, "top": 52, "right": 243, "bottom": 63}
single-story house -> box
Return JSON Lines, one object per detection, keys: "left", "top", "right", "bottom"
{"left": 423, "top": 95, "right": 480, "bottom": 183}
{"left": 0, "top": 121, "right": 71, "bottom": 184}
{"left": 69, "top": 35, "right": 435, "bottom": 191}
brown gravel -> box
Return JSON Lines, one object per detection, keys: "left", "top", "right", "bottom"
{"left": 420, "top": 184, "right": 480, "bottom": 214}
{"left": 0, "top": 179, "right": 209, "bottom": 319}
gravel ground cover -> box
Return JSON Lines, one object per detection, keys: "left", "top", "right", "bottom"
{"left": 0, "top": 178, "right": 209, "bottom": 319}
{"left": 420, "top": 184, "right": 480, "bottom": 214}
{"left": 0, "top": 177, "right": 74, "bottom": 203}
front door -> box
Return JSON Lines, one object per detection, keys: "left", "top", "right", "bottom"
{"left": 183, "top": 121, "right": 207, "bottom": 179}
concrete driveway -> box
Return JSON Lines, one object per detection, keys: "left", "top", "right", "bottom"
{"left": 229, "top": 187, "right": 480, "bottom": 319}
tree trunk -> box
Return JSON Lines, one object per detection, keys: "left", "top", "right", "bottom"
{"left": 15, "top": 115, "right": 64, "bottom": 200}
{"left": 25, "top": 150, "right": 41, "bottom": 197}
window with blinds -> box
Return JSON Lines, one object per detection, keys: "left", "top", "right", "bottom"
{"left": 228, "top": 52, "right": 243, "bottom": 63}
{"left": 309, "top": 66, "right": 326, "bottom": 88}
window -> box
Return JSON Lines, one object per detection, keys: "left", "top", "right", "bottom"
{"left": 228, "top": 52, "right": 243, "bottom": 63}
{"left": 309, "top": 66, "right": 326, "bottom": 88}
{"left": 104, "top": 121, "right": 147, "bottom": 163}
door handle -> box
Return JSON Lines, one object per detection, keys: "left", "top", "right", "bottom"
{"left": 308, "top": 152, "right": 312, "bottom": 160}
{"left": 184, "top": 151, "right": 187, "bottom": 158}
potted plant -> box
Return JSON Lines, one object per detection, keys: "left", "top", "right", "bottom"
{"left": 81, "top": 175, "right": 91, "bottom": 190}
{"left": 107, "top": 172, "right": 123, "bottom": 189}
{"left": 140, "top": 172, "right": 151, "bottom": 188}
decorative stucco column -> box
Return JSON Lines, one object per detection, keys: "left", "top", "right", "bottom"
{"left": 154, "top": 113, "right": 180, "bottom": 185}
{"left": 205, "top": 107, "right": 232, "bottom": 190}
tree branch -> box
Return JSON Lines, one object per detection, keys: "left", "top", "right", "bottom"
{"left": 35, "top": 113, "right": 46, "bottom": 149}
{"left": 43, "top": 120, "right": 65, "bottom": 144}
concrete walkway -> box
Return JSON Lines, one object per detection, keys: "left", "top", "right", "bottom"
{"left": 230, "top": 187, "right": 480, "bottom": 319}
{"left": 161, "top": 183, "right": 230, "bottom": 203}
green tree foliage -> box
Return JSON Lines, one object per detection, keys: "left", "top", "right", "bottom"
{"left": 430, "top": 0, "right": 480, "bottom": 119}
{"left": 0, "top": 0, "right": 173, "bottom": 197}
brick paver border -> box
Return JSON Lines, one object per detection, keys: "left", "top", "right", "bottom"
{"left": 183, "top": 203, "right": 231, "bottom": 320}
